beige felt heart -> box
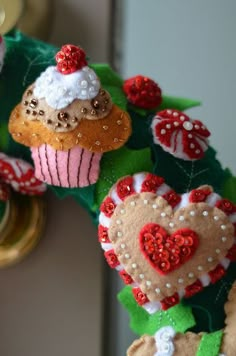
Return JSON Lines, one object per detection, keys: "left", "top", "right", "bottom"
{"left": 98, "top": 173, "right": 236, "bottom": 311}
{"left": 109, "top": 193, "right": 233, "bottom": 301}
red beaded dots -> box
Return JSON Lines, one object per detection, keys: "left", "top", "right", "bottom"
{"left": 139, "top": 223, "right": 199, "bottom": 275}
{"left": 123, "top": 75, "right": 162, "bottom": 109}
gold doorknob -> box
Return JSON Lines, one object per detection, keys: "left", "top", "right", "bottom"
{"left": 0, "top": 193, "right": 46, "bottom": 267}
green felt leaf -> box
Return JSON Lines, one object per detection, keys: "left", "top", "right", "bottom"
{"left": 196, "top": 331, "right": 223, "bottom": 356}
{"left": 91, "top": 64, "right": 127, "bottom": 110}
{"left": 90, "top": 63, "right": 123, "bottom": 87}
{"left": 1, "top": 31, "right": 57, "bottom": 160}
{"left": 126, "top": 110, "right": 153, "bottom": 149}
{"left": 159, "top": 95, "right": 201, "bottom": 111}
{"left": 223, "top": 176, "right": 236, "bottom": 203}
{"left": 184, "top": 263, "right": 236, "bottom": 333}
{"left": 118, "top": 286, "right": 195, "bottom": 336}
{"left": 127, "top": 95, "right": 200, "bottom": 117}
{"left": 94, "top": 146, "right": 153, "bottom": 207}
{"left": 0, "top": 200, "right": 6, "bottom": 221}
{"left": 152, "top": 145, "right": 231, "bottom": 194}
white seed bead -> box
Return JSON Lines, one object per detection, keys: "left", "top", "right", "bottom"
{"left": 121, "top": 244, "right": 126, "bottom": 249}
{"left": 146, "top": 281, "right": 152, "bottom": 287}
{"left": 178, "top": 278, "right": 184, "bottom": 284}
{"left": 125, "top": 253, "right": 130, "bottom": 259}
{"left": 198, "top": 266, "right": 203, "bottom": 271}
{"left": 188, "top": 273, "right": 194, "bottom": 278}
{"left": 214, "top": 216, "right": 219, "bottom": 221}
{"left": 139, "top": 274, "right": 144, "bottom": 279}
{"left": 155, "top": 288, "right": 161, "bottom": 294}
{"left": 117, "top": 231, "right": 123, "bottom": 237}
{"left": 190, "top": 211, "right": 195, "bottom": 216}
{"left": 152, "top": 204, "right": 157, "bottom": 209}
{"left": 221, "top": 225, "right": 226, "bottom": 230}
{"left": 161, "top": 212, "right": 166, "bottom": 217}
{"left": 202, "top": 211, "right": 208, "bottom": 216}
{"left": 130, "top": 201, "right": 136, "bottom": 207}
{"left": 179, "top": 215, "right": 185, "bottom": 221}
{"left": 116, "top": 219, "right": 122, "bottom": 224}
{"left": 216, "top": 249, "right": 221, "bottom": 254}
{"left": 222, "top": 237, "right": 227, "bottom": 242}
{"left": 161, "top": 129, "right": 166, "bottom": 135}
{"left": 169, "top": 222, "right": 175, "bottom": 228}
{"left": 132, "top": 263, "right": 137, "bottom": 269}
{"left": 208, "top": 257, "right": 213, "bottom": 262}
{"left": 166, "top": 283, "right": 172, "bottom": 288}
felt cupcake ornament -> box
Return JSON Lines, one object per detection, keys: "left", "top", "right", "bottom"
{"left": 151, "top": 109, "right": 211, "bottom": 160}
{"left": 98, "top": 172, "right": 236, "bottom": 314}
{"left": 0, "top": 36, "right": 6, "bottom": 73}
{"left": 9, "top": 44, "right": 132, "bottom": 188}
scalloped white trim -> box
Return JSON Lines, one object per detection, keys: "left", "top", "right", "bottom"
{"left": 33, "top": 66, "right": 100, "bottom": 109}
{"left": 154, "top": 326, "right": 176, "bottom": 356}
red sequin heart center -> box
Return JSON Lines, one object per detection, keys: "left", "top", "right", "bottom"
{"left": 139, "top": 223, "right": 199, "bottom": 275}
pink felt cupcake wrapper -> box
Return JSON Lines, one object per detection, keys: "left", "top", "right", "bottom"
{"left": 31, "top": 144, "right": 102, "bottom": 188}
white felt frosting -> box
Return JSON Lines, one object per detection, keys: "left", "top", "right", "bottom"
{"left": 33, "top": 65, "right": 100, "bottom": 109}
{"left": 0, "top": 37, "right": 6, "bottom": 73}
{"left": 154, "top": 326, "right": 176, "bottom": 356}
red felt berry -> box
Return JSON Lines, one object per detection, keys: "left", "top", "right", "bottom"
{"left": 123, "top": 75, "right": 162, "bottom": 109}
{"left": 55, "top": 44, "right": 87, "bottom": 74}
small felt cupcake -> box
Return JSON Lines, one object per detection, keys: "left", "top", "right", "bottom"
{"left": 0, "top": 36, "right": 6, "bottom": 73}
{"left": 9, "top": 44, "right": 132, "bottom": 188}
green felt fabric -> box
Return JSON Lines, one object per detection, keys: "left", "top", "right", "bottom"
{"left": 118, "top": 286, "right": 195, "bottom": 336}
{"left": 152, "top": 145, "right": 231, "bottom": 195}
{"left": 128, "top": 95, "right": 201, "bottom": 117}
{"left": 94, "top": 146, "right": 153, "bottom": 207}
{"left": 196, "top": 330, "right": 223, "bottom": 356}
{"left": 184, "top": 262, "right": 236, "bottom": 333}
{"left": 0, "top": 200, "right": 6, "bottom": 222}
{"left": 223, "top": 176, "right": 236, "bottom": 203}
{"left": 1, "top": 30, "right": 57, "bottom": 161}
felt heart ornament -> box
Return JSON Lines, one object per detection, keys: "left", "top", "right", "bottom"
{"left": 139, "top": 224, "right": 199, "bottom": 275}
{"left": 98, "top": 172, "right": 236, "bottom": 314}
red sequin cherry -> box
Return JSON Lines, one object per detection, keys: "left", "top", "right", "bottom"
{"left": 141, "top": 173, "right": 164, "bottom": 193}
{"left": 132, "top": 288, "right": 149, "bottom": 305}
{"left": 104, "top": 250, "right": 119, "bottom": 268}
{"left": 123, "top": 75, "right": 162, "bottom": 109}
{"left": 116, "top": 176, "right": 135, "bottom": 200}
{"left": 100, "top": 197, "right": 116, "bottom": 217}
{"left": 140, "top": 223, "right": 199, "bottom": 275}
{"left": 55, "top": 44, "right": 87, "bottom": 74}
{"left": 189, "top": 187, "right": 212, "bottom": 203}
{"left": 216, "top": 199, "right": 236, "bottom": 215}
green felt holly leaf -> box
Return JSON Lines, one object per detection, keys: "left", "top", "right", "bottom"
{"left": 91, "top": 64, "right": 127, "bottom": 110}
{"left": 0, "top": 200, "right": 6, "bottom": 221}
{"left": 152, "top": 145, "right": 231, "bottom": 194}
{"left": 118, "top": 286, "right": 195, "bottom": 336}
{"left": 94, "top": 146, "right": 153, "bottom": 207}
{"left": 1, "top": 31, "right": 57, "bottom": 160}
{"left": 196, "top": 331, "right": 223, "bottom": 356}
{"left": 125, "top": 110, "right": 153, "bottom": 149}
{"left": 223, "top": 176, "right": 236, "bottom": 203}
{"left": 127, "top": 95, "right": 201, "bottom": 117}
{"left": 184, "top": 263, "right": 236, "bottom": 333}
{"left": 159, "top": 95, "right": 201, "bottom": 112}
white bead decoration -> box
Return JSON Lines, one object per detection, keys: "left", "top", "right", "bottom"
{"left": 198, "top": 266, "right": 203, "bottom": 271}
{"left": 117, "top": 231, "right": 123, "bottom": 237}
{"left": 222, "top": 237, "right": 227, "bottom": 242}
{"left": 221, "top": 225, "right": 226, "bottom": 230}
{"left": 207, "top": 257, "right": 213, "bottom": 262}
{"left": 155, "top": 288, "right": 161, "bottom": 294}
{"left": 214, "top": 216, "right": 219, "bottom": 221}
{"left": 178, "top": 278, "right": 184, "bottom": 284}
{"left": 130, "top": 201, "right": 136, "bottom": 206}
{"left": 166, "top": 283, "right": 171, "bottom": 288}
{"left": 120, "top": 243, "right": 126, "bottom": 249}
{"left": 152, "top": 204, "right": 157, "bottom": 209}
{"left": 179, "top": 215, "right": 185, "bottom": 221}
{"left": 125, "top": 253, "right": 130, "bottom": 259}
{"left": 132, "top": 263, "right": 137, "bottom": 269}
{"left": 116, "top": 219, "right": 122, "bottom": 224}
{"left": 146, "top": 281, "right": 152, "bottom": 287}
{"left": 161, "top": 212, "right": 166, "bottom": 217}
{"left": 216, "top": 249, "right": 221, "bottom": 254}
{"left": 169, "top": 222, "right": 175, "bottom": 228}
{"left": 161, "top": 129, "right": 166, "bottom": 135}
{"left": 202, "top": 211, "right": 209, "bottom": 216}
{"left": 183, "top": 121, "right": 193, "bottom": 131}
{"left": 188, "top": 273, "right": 194, "bottom": 278}
{"left": 190, "top": 211, "right": 195, "bottom": 216}
{"left": 139, "top": 274, "right": 144, "bottom": 279}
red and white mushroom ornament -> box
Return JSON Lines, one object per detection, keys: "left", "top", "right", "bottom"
{"left": 151, "top": 109, "right": 211, "bottom": 160}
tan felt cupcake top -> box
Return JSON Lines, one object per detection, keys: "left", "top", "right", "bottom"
{"left": 9, "top": 104, "right": 132, "bottom": 152}
{"left": 21, "top": 86, "right": 113, "bottom": 133}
